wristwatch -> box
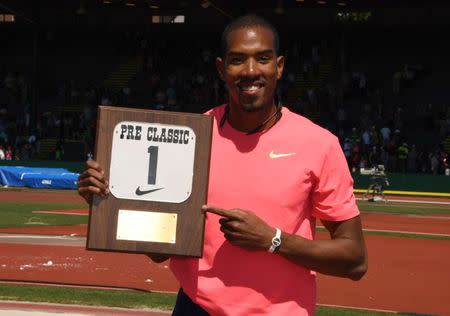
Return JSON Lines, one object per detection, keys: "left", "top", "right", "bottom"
{"left": 268, "top": 228, "right": 281, "bottom": 253}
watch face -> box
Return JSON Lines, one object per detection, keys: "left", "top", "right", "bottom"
{"left": 272, "top": 237, "right": 281, "bottom": 247}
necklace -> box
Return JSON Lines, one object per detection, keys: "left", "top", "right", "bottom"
{"left": 219, "top": 104, "right": 282, "bottom": 135}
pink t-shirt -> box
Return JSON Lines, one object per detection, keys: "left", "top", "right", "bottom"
{"left": 170, "top": 105, "right": 359, "bottom": 315}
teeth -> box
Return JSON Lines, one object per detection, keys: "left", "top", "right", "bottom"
{"left": 241, "top": 85, "right": 259, "bottom": 91}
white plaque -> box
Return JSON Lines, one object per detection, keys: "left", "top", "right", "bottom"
{"left": 109, "top": 121, "right": 196, "bottom": 203}
{"left": 116, "top": 209, "right": 177, "bottom": 243}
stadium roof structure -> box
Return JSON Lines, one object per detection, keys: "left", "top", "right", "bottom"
{"left": 1, "top": 0, "right": 449, "bottom": 31}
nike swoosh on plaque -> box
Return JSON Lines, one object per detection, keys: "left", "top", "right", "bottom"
{"left": 269, "top": 150, "right": 296, "bottom": 159}
{"left": 135, "top": 187, "right": 164, "bottom": 196}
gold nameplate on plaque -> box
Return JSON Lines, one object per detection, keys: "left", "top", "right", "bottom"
{"left": 116, "top": 210, "right": 177, "bottom": 244}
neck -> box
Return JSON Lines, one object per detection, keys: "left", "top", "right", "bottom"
{"left": 225, "top": 103, "right": 280, "bottom": 134}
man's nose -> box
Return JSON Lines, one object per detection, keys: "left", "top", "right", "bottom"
{"left": 242, "top": 58, "right": 260, "bottom": 77}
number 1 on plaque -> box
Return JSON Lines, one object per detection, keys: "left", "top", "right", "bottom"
{"left": 147, "top": 145, "right": 158, "bottom": 185}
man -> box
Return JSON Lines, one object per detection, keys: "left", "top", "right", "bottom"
{"left": 397, "top": 142, "right": 409, "bottom": 173}
{"left": 78, "top": 14, "right": 367, "bottom": 316}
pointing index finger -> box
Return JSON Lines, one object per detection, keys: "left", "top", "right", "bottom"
{"left": 202, "top": 205, "right": 238, "bottom": 219}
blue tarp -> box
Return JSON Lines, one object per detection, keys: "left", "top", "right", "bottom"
{"left": 0, "top": 166, "right": 79, "bottom": 189}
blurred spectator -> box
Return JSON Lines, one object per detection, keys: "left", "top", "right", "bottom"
{"left": 0, "top": 145, "right": 5, "bottom": 160}
{"left": 403, "top": 64, "right": 415, "bottom": 85}
{"left": 5, "top": 146, "right": 12, "bottom": 160}
{"left": 122, "top": 86, "right": 131, "bottom": 105}
{"left": 361, "top": 127, "right": 371, "bottom": 156}
{"left": 394, "top": 107, "right": 404, "bottom": 131}
{"left": 397, "top": 142, "right": 409, "bottom": 173}
{"left": 359, "top": 156, "right": 368, "bottom": 169}
{"left": 63, "top": 115, "right": 74, "bottom": 139}
{"left": 439, "top": 150, "right": 448, "bottom": 174}
{"left": 386, "top": 139, "right": 398, "bottom": 172}
{"left": 4, "top": 72, "right": 16, "bottom": 89}
{"left": 101, "top": 94, "right": 112, "bottom": 106}
{"left": 0, "top": 129, "right": 7, "bottom": 144}
{"left": 17, "top": 74, "right": 28, "bottom": 105}
{"left": 20, "top": 143, "right": 31, "bottom": 160}
{"left": 154, "top": 89, "right": 166, "bottom": 110}
{"left": 370, "top": 126, "right": 380, "bottom": 147}
{"left": 429, "top": 152, "right": 439, "bottom": 175}
{"left": 351, "top": 72, "right": 367, "bottom": 97}
{"left": 351, "top": 140, "right": 362, "bottom": 172}
{"left": 54, "top": 142, "right": 64, "bottom": 160}
{"left": 368, "top": 146, "right": 381, "bottom": 167}
{"left": 349, "top": 127, "right": 359, "bottom": 144}
{"left": 69, "top": 80, "right": 80, "bottom": 105}
{"left": 166, "top": 86, "right": 177, "bottom": 110}
{"left": 5, "top": 121, "right": 17, "bottom": 148}
{"left": 337, "top": 126, "right": 345, "bottom": 141}
{"left": 441, "top": 152, "right": 449, "bottom": 175}
{"left": 392, "top": 129, "right": 402, "bottom": 145}
{"left": 307, "top": 88, "right": 317, "bottom": 109}
{"left": 342, "top": 137, "right": 352, "bottom": 167}
{"left": 337, "top": 107, "right": 346, "bottom": 129}
{"left": 418, "top": 147, "right": 429, "bottom": 173}
{"left": 380, "top": 124, "right": 391, "bottom": 143}
{"left": 392, "top": 70, "right": 402, "bottom": 94}
{"left": 302, "top": 59, "right": 312, "bottom": 81}
{"left": 23, "top": 102, "right": 31, "bottom": 131}
{"left": 407, "top": 144, "right": 418, "bottom": 172}
{"left": 380, "top": 146, "right": 389, "bottom": 168}
{"left": 81, "top": 103, "right": 94, "bottom": 131}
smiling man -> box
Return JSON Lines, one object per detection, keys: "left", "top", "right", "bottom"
{"left": 78, "top": 14, "right": 367, "bottom": 316}
{"left": 169, "top": 15, "right": 367, "bottom": 315}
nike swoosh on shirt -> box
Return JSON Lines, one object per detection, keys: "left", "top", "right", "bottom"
{"left": 269, "top": 150, "right": 296, "bottom": 159}
{"left": 135, "top": 187, "right": 164, "bottom": 196}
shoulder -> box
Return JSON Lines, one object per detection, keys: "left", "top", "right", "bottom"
{"left": 204, "top": 104, "right": 226, "bottom": 119}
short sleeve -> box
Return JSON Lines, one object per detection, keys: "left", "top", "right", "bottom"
{"left": 311, "top": 136, "right": 359, "bottom": 221}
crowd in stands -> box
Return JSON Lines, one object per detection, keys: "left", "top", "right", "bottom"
{"left": 1, "top": 32, "right": 450, "bottom": 176}
{"left": 0, "top": 68, "right": 38, "bottom": 161}
{"left": 281, "top": 38, "right": 450, "bottom": 176}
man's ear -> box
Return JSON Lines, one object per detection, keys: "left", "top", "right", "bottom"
{"left": 276, "top": 55, "right": 285, "bottom": 80}
{"left": 216, "top": 57, "right": 225, "bottom": 81}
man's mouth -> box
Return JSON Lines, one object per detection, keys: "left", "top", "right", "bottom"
{"left": 241, "top": 85, "right": 260, "bottom": 91}
{"left": 238, "top": 82, "right": 264, "bottom": 95}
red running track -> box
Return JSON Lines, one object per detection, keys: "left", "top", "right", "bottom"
{"left": 1, "top": 234, "right": 449, "bottom": 315}
{"left": 1, "top": 189, "right": 450, "bottom": 314}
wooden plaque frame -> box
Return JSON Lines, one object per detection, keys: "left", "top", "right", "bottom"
{"left": 86, "top": 106, "right": 213, "bottom": 257}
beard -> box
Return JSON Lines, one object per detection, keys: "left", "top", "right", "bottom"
{"left": 241, "top": 102, "right": 263, "bottom": 112}
{"left": 236, "top": 94, "right": 273, "bottom": 113}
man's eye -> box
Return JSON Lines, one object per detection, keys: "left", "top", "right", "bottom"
{"left": 230, "top": 58, "right": 243, "bottom": 65}
{"left": 258, "top": 56, "right": 271, "bottom": 63}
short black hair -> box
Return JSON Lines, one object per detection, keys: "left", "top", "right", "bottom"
{"left": 220, "top": 14, "right": 280, "bottom": 58}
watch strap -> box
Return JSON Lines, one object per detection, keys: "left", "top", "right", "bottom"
{"left": 268, "top": 227, "right": 281, "bottom": 253}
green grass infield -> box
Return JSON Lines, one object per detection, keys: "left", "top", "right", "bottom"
{"left": 0, "top": 202, "right": 87, "bottom": 228}
{"left": 1, "top": 197, "right": 449, "bottom": 230}
{"left": 356, "top": 201, "right": 450, "bottom": 215}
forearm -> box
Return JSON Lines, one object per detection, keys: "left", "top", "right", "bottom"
{"left": 279, "top": 216, "right": 367, "bottom": 280}
{"left": 203, "top": 205, "right": 368, "bottom": 280}
{"left": 277, "top": 229, "right": 367, "bottom": 280}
